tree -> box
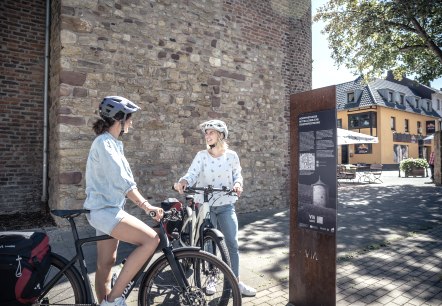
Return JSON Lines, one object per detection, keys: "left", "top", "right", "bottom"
{"left": 314, "top": 0, "right": 442, "bottom": 83}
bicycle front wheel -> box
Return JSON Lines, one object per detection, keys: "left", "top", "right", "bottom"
{"left": 138, "top": 249, "right": 241, "bottom": 306}
{"left": 38, "top": 253, "right": 89, "bottom": 305}
{"left": 201, "top": 229, "right": 231, "bottom": 267}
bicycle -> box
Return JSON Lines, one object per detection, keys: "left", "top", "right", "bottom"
{"left": 167, "top": 185, "right": 235, "bottom": 267}
{"left": 34, "top": 208, "right": 241, "bottom": 306}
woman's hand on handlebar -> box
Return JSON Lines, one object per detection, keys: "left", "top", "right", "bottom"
{"left": 146, "top": 206, "right": 163, "bottom": 222}
{"left": 174, "top": 180, "right": 188, "bottom": 194}
{"left": 233, "top": 182, "right": 243, "bottom": 197}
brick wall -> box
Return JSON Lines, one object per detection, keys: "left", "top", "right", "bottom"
{"left": 0, "top": 0, "right": 46, "bottom": 213}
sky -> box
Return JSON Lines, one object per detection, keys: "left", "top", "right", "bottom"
{"left": 311, "top": 0, "right": 442, "bottom": 91}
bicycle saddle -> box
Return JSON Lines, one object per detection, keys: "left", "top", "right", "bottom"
{"left": 51, "top": 209, "right": 90, "bottom": 219}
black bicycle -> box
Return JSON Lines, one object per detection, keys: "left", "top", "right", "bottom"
{"left": 35, "top": 208, "right": 241, "bottom": 306}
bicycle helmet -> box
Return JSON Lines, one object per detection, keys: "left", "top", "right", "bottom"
{"left": 199, "top": 119, "right": 228, "bottom": 139}
{"left": 99, "top": 96, "right": 140, "bottom": 120}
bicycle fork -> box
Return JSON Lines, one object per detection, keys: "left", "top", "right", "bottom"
{"left": 163, "top": 248, "right": 190, "bottom": 289}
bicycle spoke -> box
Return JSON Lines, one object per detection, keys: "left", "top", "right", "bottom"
{"left": 140, "top": 250, "right": 240, "bottom": 306}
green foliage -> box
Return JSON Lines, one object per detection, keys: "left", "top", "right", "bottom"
{"left": 314, "top": 0, "right": 442, "bottom": 83}
{"left": 399, "top": 158, "right": 429, "bottom": 173}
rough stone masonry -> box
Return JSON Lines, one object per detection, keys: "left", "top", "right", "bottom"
{"left": 2, "top": 0, "right": 311, "bottom": 225}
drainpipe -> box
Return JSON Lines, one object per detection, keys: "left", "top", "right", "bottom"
{"left": 41, "top": 0, "right": 50, "bottom": 207}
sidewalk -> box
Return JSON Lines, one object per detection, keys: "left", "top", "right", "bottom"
{"left": 43, "top": 170, "right": 441, "bottom": 305}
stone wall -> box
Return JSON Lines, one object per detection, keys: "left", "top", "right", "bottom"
{"left": 1, "top": 0, "right": 311, "bottom": 223}
{"left": 49, "top": 0, "right": 311, "bottom": 224}
{"left": 0, "top": 0, "right": 46, "bottom": 214}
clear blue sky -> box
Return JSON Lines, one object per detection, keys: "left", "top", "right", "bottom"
{"left": 312, "top": 0, "right": 442, "bottom": 91}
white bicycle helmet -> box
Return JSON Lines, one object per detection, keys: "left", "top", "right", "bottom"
{"left": 199, "top": 120, "right": 228, "bottom": 139}
{"left": 99, "top": 96, "right": 140, "bottom": 120}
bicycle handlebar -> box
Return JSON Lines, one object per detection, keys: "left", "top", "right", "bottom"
{"left": 149, "top": 209, "right": 181, "bottom": 222}
{"left": 172, "top": 185, "right": 238, "bottom": 204}
{"left": 186, "top": 185, "right": 231, "bottom": 193}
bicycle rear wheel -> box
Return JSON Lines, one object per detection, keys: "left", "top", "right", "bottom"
{"left": 37, "top": 253, "right": 89, "bottom": 305}
{"left": 138, "top": 249, "right": 241, "bottom": 306}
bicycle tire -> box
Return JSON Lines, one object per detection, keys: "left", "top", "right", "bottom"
{"left": 201, "top": 229, "right": 232, "bottom": 267}
{"left": 138, "top": 249, "right": 241, "bottom": 306}
{"left": 37, "top": 252, "right": 89, "bottom": 305}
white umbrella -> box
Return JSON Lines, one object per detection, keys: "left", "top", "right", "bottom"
{"left": 337, "top": 128, "right": 379, "bottom": 145}
{"left": 424, "top": 134, "right": 434, "bottom": 141}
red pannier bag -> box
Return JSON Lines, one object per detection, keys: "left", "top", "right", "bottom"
{"left": 0, "top": 231, "right": 51, "bottom": 306}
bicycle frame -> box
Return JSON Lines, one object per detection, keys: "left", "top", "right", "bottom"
{"left": 45, "top": 209, "right": 199, "bottom": 305}
{"left": 41, "top": 211, "right": 114, "bottom": 304}
{"left": 178, "top": 196, "right": 215, "bottom": 250}
{"left": 179, "top": 186, "right": 234, "bottom": 250}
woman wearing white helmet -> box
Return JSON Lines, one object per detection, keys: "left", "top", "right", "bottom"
{"left": 174, "top": 119, "right": 256, "bottom": 297}
{"left": 84, "top": 96, "right": 163, "bottom": 306}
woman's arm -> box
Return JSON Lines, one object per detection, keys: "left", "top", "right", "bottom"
{"left": 126, "top": 188, "right": 163, "bottom": 221}
{"left": 175, "top": 151, "right": 204, "bottom": 193}
{"left": 232, "top": 151, "right": 244, "bottom": 196}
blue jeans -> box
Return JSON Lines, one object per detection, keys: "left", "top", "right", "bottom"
{"left": 210, "top": 204, "right": 239, "bottom": 277}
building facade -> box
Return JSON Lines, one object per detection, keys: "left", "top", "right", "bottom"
{"left": 1, "top": 0, "right": 312, "bottom": 223}
{"left": 337, "top": 77, "right": 441, "bottom": 168}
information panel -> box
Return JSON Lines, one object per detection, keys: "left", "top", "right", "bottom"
{"left": 297, "top": 108, "right": 337, "bottom": 235}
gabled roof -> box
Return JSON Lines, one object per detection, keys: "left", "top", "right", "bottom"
{"left": 385, "top": 71, "right": 438, "bottom": 99}
{"left": 336, "top": 76, "right": 440, "bottom": 118}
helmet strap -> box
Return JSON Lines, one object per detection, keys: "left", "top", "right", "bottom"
{"left": 119, "top": 119, "right": 126, "bottom": 137}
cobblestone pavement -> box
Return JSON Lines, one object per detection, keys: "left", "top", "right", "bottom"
{"left": 42, "top": 171, "right": 441, "bottom": 305}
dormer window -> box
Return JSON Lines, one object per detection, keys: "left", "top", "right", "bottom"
{"left": 427, "top": 100, "right": 431, "bottom": 111}
{"left": 399, "top": 94, "right": 405, "bottom": 105}
{"left": 388, "top": 91, "right": 393, "bottom": 103}
{"left": 347, "top": 92, "right": 355, "bottom": 103}
{"left": 415, "top": 98, "right": 420, "bottom": 108}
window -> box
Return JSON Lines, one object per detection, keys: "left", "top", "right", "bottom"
{"left": 337, "top": 119, "right": 342, "bottom": 128}
{"left": 388, "top": 91, "right": 393, "bottom": 102}
{"left": 427, "top": 101, "right": 431, "bottom": 111}
{"left": 391, "top": 116, "right": 396, "bottom": 131}
{"left": 399, "top": 94, "right": 405, "bottom": 105}
{"left": 404, "top": 119, "right": 409, "bottom": 132}
{"left": 417, "top": 121, "right": 422, "bottom": 134}
{"left": 393, "top": 144, "right": 409, "bottom": 163}
{"left": 347, "top": 92, "right": 355, "bottom": 103}
{"left": 354, "top": 143, "right": 372, "bottom": 154}
{"left": 348, "top": 112, "right": 377, "bottom": 129}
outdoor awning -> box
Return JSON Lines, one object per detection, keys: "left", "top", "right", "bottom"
{"left": 337, "top": 128, "right": 379, "bottom": 145}
{"left": 424, "top": 134, "right": 434, "bottom": 141}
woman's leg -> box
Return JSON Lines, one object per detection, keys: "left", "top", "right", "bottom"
{"left": 106, "top": 214, "right": 160, "bottom": 302}
{"left": 96, "top": 238, "right": 119, "bottom": 302}
{"left": 211, "top": 204, "right": 239, "bottom": 277}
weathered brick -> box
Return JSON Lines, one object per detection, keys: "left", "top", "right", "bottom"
{"left": 60, "top": 71, "right": 87, "bottom": 86}
{"left": 59, "top": 171, "right": 83, "bottom": 185}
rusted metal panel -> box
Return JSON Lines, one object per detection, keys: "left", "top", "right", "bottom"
{"left": 289, "top": 86, "right": 337, "bottom": 306}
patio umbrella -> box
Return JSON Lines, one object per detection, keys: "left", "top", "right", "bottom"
{"left": 337, "top": 128, "right": 379, "bottom": 145}
{"left": 423, "top": 134, "right": 434, "bottom": 141}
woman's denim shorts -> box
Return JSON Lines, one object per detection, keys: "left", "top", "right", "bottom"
{"left": 86, "top": 206, "right": 129, "bottom": 236}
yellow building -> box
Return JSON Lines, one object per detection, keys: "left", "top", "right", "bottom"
{"left": 337, "top": 77, "right": 441, "bottom": 169}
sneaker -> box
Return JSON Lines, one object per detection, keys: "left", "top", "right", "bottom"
{"left": 100, "top": 296, "right": 127, "bottom": 306}
{"left": 206, "top": 277, "right": 217, "bottom": 295}
{"left": 238, "top": 281, "right": 256, "bottom": 297}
